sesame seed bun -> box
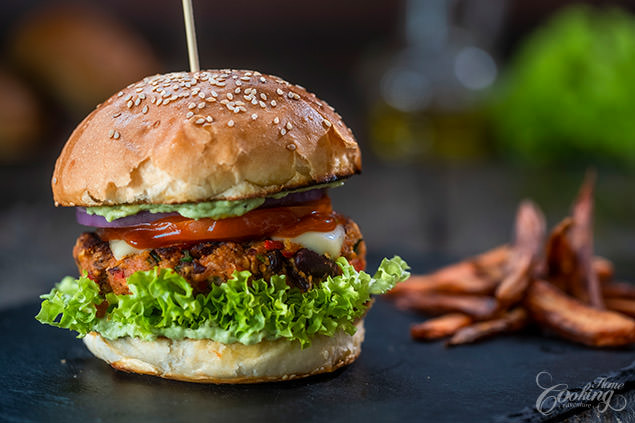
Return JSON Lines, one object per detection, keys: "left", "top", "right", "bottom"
{"left": 82, "top": 320, "right": 364, "bottom": 384}
{"left": 52, "top": 70, "right": 361, "bottom": 207}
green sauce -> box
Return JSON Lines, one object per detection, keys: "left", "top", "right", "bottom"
{"left": 85, "top": 181, "right": 343, "bottom": 222}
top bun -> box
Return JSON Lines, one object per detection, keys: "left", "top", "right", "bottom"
{"left": 52, "top": 70, "right": 361, "bottom": 206}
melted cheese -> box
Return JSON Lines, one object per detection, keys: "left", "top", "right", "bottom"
{"left": 273, "top": 225, "right": 345, "bottom": 258}
{"left": 109, "top": 239, "right": 147, "bottom": 261}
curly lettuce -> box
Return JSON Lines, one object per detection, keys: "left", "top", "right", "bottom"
{"left": 36, "top": 257, "right": 409, "bottom": 347}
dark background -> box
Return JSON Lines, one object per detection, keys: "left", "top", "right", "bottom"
{"left": 1, "top": 1, "right": 635, "bottom": 421}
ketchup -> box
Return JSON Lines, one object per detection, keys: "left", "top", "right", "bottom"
{"left": 100, "top": 196, "right": 345, "bottom": 249}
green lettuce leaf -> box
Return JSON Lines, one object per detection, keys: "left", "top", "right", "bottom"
{"left": 36, "top": 256, "right": 409, "bottom": 347}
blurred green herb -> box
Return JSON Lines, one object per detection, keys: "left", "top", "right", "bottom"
{"left": 491, "top": 6, "right": 635, "bottom": 166}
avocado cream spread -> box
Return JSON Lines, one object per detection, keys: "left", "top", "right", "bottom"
{"left": 85, "top": 182, "right": 343, "bottom": 222}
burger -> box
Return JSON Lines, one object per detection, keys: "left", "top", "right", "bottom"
{"left": 37, "top": 69, "right": 409, "bottom": 383}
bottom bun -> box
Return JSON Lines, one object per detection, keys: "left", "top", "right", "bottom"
{"left": 83, "top": 320, "right": 365, "bottom": 384}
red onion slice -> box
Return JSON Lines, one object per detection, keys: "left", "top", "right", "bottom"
{"left": 75, "top": 188, "right": 327, "bottom": 228}
{"left": 261, "top": 188, "right": 326, "bottom": 208}
{"left": 76, "top": 208, "right": 178, "bottom": 228}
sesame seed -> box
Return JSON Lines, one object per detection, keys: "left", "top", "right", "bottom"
{"left": 136, "top": 87, "right": 144, "bottom": 92}
{"left": 251, "top": 113, "right": 258, "bottom": 120}
{"left": 139, "top": 93, "right": 146, "bottom": 99}
{"left": 234, "top": 87, "right": 241, "bottom": 94}
{"left": 125, "top": 94, "right": 132, "bottom": 101}
{"left": 117, "top": 91, "right": 124, "bottom": 97}
{"left": 206, "top": 97, "right": 216, "bottom": 102}
{"left": 151, "top": 97, "right": 156, "bottom": 104}
{"left": 227, "top": 93, "right": 234, "bottom": 100}
{"left": 286, "top": 143, "right": 297, "bottom": 151}
{"left": 240, "top": 76, "right": 250, "bottom": 81}
{"left": 271, "top": 100, "right": 277, "bottom": 107}
{"left": 113, "top": 112, "right": 121, "bottom": 118}
{"left": 188, "top": 102, "right": 196, "bottom": 109}
{"left": 163, "top": 99, "right": 170, "bottom": 105}
{"left": 186, "top": 111, "right": 194, "bottom": 118}
{"left": 286, "top": 122, "right": 293, "bottom": 130}
{"left": 276, "top": 88, "right": 284, "bottom": 96}
{"left": 142, "top": 105, "right": 149, "bottom": 114}
{"left": 198, "top": 102, "right": 205, "bottom": 109}
{"left": 211, "top": 90, "right": 218, "bottom": 97}
{"left": 259, "top": 100, "right": 266, "bottom": 108}
{"left": 113, "top": 130, "right": 120, "bottom": 139}
{"left": 273, "top": 117, "right": 280, "bottom": 124}
{"left": 220, "top": 99, "right": 229, "bottom": 105}
{"left": 235, "top": 80, "right": 242, "bottom": 86}
{"left": 198, "top": 92, "right": 205, "bottom": 99}
{"left": 323, "top": 119, "right": 332, "bottom": 128}
{"left": 227, "top": 120, "right": 235, "bottom": 127}
{"left": 260, "top": 93, "right": 267, "bottom": 101}
{"left": 134, "top": 98, "right": 141, "bottom": 106}
{"left": 192, "top": 87, "right": 200, "bottom": 95}
{"left": 195, "top": 118, "right": 205, "bottom": 125}
{"left": 206, "top": 116, "right": 213, "bottom": 123}
{"left": 260, "top": 77, "right": 266, "bottom": 82}
{"left": 108, "top": 129, "right": 115, "bottom": 138}
{"left": 127, "top": 100, "right": 133, "bottom": 108}
{"left": 287, "top": 92, "right": 293, "bottom": 98}
{"left": 156, "top": 98, "right": 163, "bottom": 106}
{"left": 281, "top": 128, "right": 287, "bottom": 136}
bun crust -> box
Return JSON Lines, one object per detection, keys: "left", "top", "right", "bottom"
{"left": 83, "top": 320, "right": 364, "bottom": 384}
{"left": 52, "top": 70, "right": 361, "bottom": 206}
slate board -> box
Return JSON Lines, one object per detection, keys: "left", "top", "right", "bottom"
{"left": 1, "top": 293, "right": 634, "bottom": 423}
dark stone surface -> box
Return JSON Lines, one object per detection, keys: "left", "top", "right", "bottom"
{"left": 1, "top": 294, "right": 633, "bottom": 423}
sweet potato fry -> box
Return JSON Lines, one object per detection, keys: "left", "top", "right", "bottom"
{"left": 389, "top": 273, "right": 499, "bottom": 297}
{"left": 602, "top": 281, "right": 635, "bottom": 300}
{"left": 604, "top": 298, "right": 635, "bottom": 318}
{"left": 544, "top": 218, "right": 575, "bottom": 291}
{"left": 387, "top": 246, "right": 509, "bottom": 297}
{"left": 446, "top": 308, "right": 528, "bottom": 346}
{"left": 395, "top": 292, "right": 498, "bottom": 320}
{"left": 525, "top": 280, "right": 635, "bottom": 347}
{"left": 496, "top": 201, "right": 545, "bottom": 308}
{"left": 593, "top": 257, "right": 614, "bottom": 284}
{"left": 569, "top": 172, "right": 604, "bottom": 308}
{"left": 410, "top": 313, "right": 473, "bottom": 340}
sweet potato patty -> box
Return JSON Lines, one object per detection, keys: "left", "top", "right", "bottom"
{"left": 73, "top": 218, "right": 366, "bottom": 295}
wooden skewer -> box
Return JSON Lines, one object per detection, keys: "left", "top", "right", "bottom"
{"left": 182, "top": 0, "right": 200, "bottom": 72}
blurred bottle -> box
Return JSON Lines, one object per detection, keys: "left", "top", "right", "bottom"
{"left": 367, "top": 0, "right": 505, "bottom": 162}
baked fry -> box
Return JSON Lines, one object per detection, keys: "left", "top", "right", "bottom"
{"left": 525, "top": 280, "right": 635, "bottom": 347}
{"left": 496, "top": 201, "right": 545, "bottom": 308}
{"left": 395, "top": 292, "right": 498, "bottom": 320}
{"left": 593, "top": 257, "right": 614, "bottom": 284}
{"left": 569, "top": 172, "right": 604, "bottom": 308}
{"left": 602, "top": 282, "right": 635, "bottom": 300}
{"left": 446, "top": 308, "right": 528, "bottom": 346}
{"left": 604, "top": 298, "right": 635, "bottom": 318}
{"left": 387, "top": 246, "right": 508, "bottom": 297}
{"left": 410, "top": 313, "right": 473, "bottom": 340}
